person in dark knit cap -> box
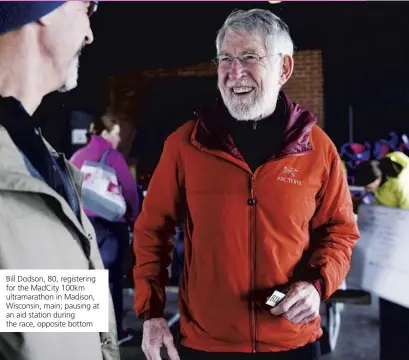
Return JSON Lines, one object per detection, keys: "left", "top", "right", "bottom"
{"left": 0, "top": 2, "right": 119, "bottom": 360}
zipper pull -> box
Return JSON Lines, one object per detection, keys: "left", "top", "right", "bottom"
{"left": 248, "top": 176, "right": 256, "bottom": 206}
{"left": 247, "top": 198, "right": 256, "bottom": 206}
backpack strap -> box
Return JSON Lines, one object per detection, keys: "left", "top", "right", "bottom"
{"left": 99, "top": 149, "right": 111, "bottom": 165}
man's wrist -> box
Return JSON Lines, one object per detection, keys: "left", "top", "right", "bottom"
{"left": 293, "top": 268, "right": 325, "bottom": 299}
{"left": 143, "top": 309, "right": 164, "bottom": 321}
{"left": 309, "top": 278, "right": 324, "bottom": 299}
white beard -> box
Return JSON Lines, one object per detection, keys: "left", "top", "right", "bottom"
{"left": 221, "top": 84, "right": 279, "bottom": 121}
{"left": 59, "top": 41, "right": 86, "bottom": 93}
{"left": 222, "top": 90, "right": 265, "bottom": 121}
{"left": 58, "top": 55, "right": 79, "bottom": 93}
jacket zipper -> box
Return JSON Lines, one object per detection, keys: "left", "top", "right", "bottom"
{"left": 36, "top": 128, "right": 83, "bottom": 212}
{"left": 246, "top": 153, "right": 307, "bottom": 353}
{"left": 62, "top": 155, "right": 83, "bottom": 208}
{"left": 249, "top": 175, "right": 257, "bottom": 353}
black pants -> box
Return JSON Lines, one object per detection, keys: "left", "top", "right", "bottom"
{"left": 179, "top": 341, "right": 321, "bottom": 360}
{"left": 89, "top": 217, "right": 129, "bottom": 336}
{"left": 379, "top": 298, "right": 409, "bottom": 360}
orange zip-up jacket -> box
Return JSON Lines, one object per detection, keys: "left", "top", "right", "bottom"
{"left": 133, "top": 94, "right": 360, "bottom": 352}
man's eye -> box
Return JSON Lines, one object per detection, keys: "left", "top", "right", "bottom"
{"left": 242, "top": 54, "right": 259, "bottom": 62}
{"left": 219, "top": 57, "right": 232, "bottom": 63}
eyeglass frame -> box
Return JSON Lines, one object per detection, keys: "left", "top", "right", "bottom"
{"left": 212, "top": 52, "right": 282, "bottom": 68}
{"left": 88, "top": 1, "right": 98, "bottom": 18}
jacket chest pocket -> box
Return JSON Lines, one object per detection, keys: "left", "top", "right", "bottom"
{"left": 271, "top": 192, "right": 316, "bottom": 226}
{"left": 186, "top": 159, "right": 249, "bottom": 195}
{"left": 255, "top": 176, "right": 318, "bottom": 230}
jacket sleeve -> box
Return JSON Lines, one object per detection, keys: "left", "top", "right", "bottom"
{"left": 394, "top": 179, "right": 409, "bottom": 209}
{"left": 307, "top": 146, "right": 360, "bottom": 300}
{"left": 133, "top": 137, "right": 184, "bottom": 319}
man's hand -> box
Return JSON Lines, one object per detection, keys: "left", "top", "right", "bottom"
{"left": 142, "top": 318, "right": 180, "bottom": 360}
{"left": 269, "top": 281, "right": 320, "bottom": 324}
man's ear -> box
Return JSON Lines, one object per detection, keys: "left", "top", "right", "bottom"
{"left": 279, "top": 55, "right": 294, "bottom": 87}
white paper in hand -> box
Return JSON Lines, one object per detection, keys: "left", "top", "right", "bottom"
{"left": 266, "top": 290, "right": 286, "bottom": 308}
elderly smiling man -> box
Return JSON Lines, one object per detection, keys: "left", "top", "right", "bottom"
{"left": 134, "top": 8, "right": 359, "bottom": 360}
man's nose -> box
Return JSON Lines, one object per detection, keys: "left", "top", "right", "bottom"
{"left": 85, "top": 29, "right": 94, "bottom": 45}
{"left": 229, "top": 58, "right": 245, "bottom": 81}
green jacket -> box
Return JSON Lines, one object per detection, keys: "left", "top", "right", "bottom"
{"left": 374, "top": 151, "right": 409, "bottom": 209}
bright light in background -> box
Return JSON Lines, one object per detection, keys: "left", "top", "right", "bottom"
{"left": 268, "top": 1, "right": 282, "bottom": 3}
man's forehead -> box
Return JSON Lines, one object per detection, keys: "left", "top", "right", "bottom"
{"left": 220, "top": 29, "right": 265, "bottom": 54}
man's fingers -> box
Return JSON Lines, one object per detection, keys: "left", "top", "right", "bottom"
{"left": 285, "top": 308, "right": 311, "bottom": 324}
{"left": 270, "top": 300, "right": 288, "bottom": 315}
{"left": 142, "top": 347, "right": 152, "bottom": 360}
{"left": 142, "top": 340, "right": 162, "bottom": 360}
{"left": 283, "top": 299, "right": 319, "bottom": 324}
{"left": 166, "top": 345, "right": 180, "bottom": 360}
{"left": 282, "top": 303, "right": 304, "bottom": 322}
{"left": 300, "top": 313, "right": 319, "bottom": 324}
{"left": 270, "top": 282, "right": 321, "bottom": 324}
{"left": 148, "top": 346, "right": 162, "bottom": 360}
{"left": 163, "top": 335, "right": 180, "bottom": 360}
{"left": 270, "top": 291, "right": 300, "bottom": 316}
{"left": 142, "top": 319, "right": 176, "bottom": 360}
{"left": 141, "top": 343, "right": 151, "bottom": 360}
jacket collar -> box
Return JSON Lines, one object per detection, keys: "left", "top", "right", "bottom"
{"left": 0, "top": 98, "right": 88, "bottom": 241}
{"left": 191, "top": 92, "right": 317, "bottom": 163}
{"left": 0, "top": 96, "right": 46, "bottom": 131}
{"left": 0, "top": 96, "right": 82, "bottom": 189}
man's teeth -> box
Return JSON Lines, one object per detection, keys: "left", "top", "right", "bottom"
{"left": 232, "top": 87, "right": 253, "bottom": 94}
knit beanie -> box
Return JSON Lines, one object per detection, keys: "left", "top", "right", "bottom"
{"left": 0, "top": 1, "right": 64, "bottom": 35}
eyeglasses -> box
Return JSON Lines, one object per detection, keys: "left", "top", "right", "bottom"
{"left": 88, "top": 1, "right": 98, "bottom": 18}
{"left": 213, "top": 53, "right": 280, "bottom": 68}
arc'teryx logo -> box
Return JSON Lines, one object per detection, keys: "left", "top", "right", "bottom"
{"left": 277, "top": 166, "right": 302, "bottom": 185}
{"left": 283, "top": 166, "right": 298, "bottom": 177}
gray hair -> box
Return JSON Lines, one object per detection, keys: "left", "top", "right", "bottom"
{"left": 216, "top": 9, "right": 294, "bottom": 57}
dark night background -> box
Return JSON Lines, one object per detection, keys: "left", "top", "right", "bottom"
{"left": 39, "top": 1, "right": 409, "bottom": 167}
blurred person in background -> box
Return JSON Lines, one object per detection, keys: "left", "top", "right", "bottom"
{"left": 354, "top": 151, "right": 409, "bottom": 360}
{"left": 354, "top": 151, "right": 409, "bottom": 209}
{"left": 0, "top": 1, "right": 119, "bottom": 360}
{"left": 70, "top": 114, "right": 140, "bottom": 345}
{"left": 133, "top": 8, "right": 359, "bottom": 360}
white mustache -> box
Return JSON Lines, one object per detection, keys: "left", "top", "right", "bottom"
{"left": 227, "top": 83, "right": 256, "bottom": 88}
